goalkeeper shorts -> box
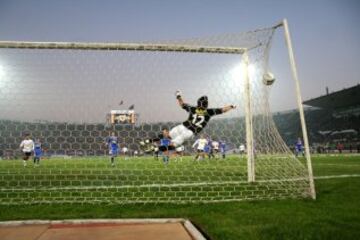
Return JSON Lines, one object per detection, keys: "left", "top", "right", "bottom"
{"left": 169, "top": 124, "right": 194, "bottom": 147}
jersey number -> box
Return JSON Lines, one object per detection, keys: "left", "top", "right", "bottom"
{"left": 192, "top": 114, "right": 205, "bottom": 128}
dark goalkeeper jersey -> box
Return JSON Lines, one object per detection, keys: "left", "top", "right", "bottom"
{"left": 181, "top": 103, "right": 223, "bottom": 134}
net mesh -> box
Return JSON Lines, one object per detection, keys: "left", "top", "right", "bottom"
{"left": 0, "top": 25, "right": 313, "bottom": 204}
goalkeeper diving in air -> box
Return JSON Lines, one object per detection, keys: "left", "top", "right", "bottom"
{"left": 170, "top": 90, "right": 236, "bottom": 146}
{"left": 141, "top": 91, "right": 236, "bottom": 149}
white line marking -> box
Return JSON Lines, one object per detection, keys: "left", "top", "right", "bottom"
{"left": 314, "top": 174, "right": 360, "bottom": 180}
{"left": 313, "top": 163, "right": 360, "bottom": 167}
{"left": 0, "top": 175, "right": 359, "bottom": 192}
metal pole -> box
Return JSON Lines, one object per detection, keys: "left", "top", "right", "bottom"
{"left": 0, "top": 41, "right": 246, "bottom": 54}
{"left": 282, "top": 19, "right": 316, "bottom": 199}
{"left": 243, "top": 50, "right": 255, "bottom": 182}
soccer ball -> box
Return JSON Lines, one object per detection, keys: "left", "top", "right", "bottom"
{"left": 263, "top": 72, "right": 275, "bottom": 86}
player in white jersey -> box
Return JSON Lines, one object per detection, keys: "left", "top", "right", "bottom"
{"left": 19, "top": 134, "right": 34, "bottom": 167}
{"left": 122, "top": 145, "right": 129, "bottom": 160}
{"left": 211, "top": 140, "right": 220, "bottom": 159}
{"left": 192, "top": 135, "right": 208, "bottom": 160}
{"left": 239, "top": 144, "right": 246, "bottom": 155}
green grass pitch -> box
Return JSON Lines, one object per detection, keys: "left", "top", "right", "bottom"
{"left": 0, "top": 155, "right": 360, "bottom": 239}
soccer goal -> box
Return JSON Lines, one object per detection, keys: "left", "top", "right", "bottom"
{"left": 0, "top": 19, "right": 315, "bottom": 205}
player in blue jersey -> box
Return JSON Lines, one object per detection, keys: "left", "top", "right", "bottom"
{"left": 220, "top": 141, "right": 226, "bottom": 159}
{"left": 207, "top": 138, "right": 216, "bottom": 159}
{"left": 33, "top": 138, "right": 43, "bottom": 166}
{"left": 145, "top": 128, "right": 174, "bottom": 164}
{"left": 295, "top": 137, "right": 305, "bottom": 157}
{"left": 204, "top": 138, "right": 212, "bottom": 159}
{"left": 159, "top": 134, "right": 172, "bottom": 164}
{"left": 106, "top": 132, "right": 119, "bottom": 166}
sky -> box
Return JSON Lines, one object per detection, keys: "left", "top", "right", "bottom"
{"left": 0, "top": 0, "right": 359, "bottom": 123}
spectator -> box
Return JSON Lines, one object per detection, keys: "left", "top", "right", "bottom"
{"left": 336, "top": 142, "right": 344, "bottom": 154}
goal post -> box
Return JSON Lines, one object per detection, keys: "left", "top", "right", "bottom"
{"left": 281, "top": 19, "right": 316, "bottom": 199}
{"left": 243, "top": 50, "right": 256, "bottom": 183}
{"left": 0, "top": 20, "right": 316, "bottom": 204}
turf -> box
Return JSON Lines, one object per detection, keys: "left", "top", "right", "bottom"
{"left": 0, "top": 155, "right": 360, "bottom": 240}
{"left": 0, "top": 154, "right": 311, "bottom": 203}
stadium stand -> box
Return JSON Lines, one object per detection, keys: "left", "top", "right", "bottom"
{"left": 1, "top": 85, "right": 359, "bottom": 158}
{"left": 274, "top": 84, "right": 360, "bottom": 153}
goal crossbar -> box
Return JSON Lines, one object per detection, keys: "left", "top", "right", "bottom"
{"left": 0, "top": 41, "right": 246, "bottom": 54}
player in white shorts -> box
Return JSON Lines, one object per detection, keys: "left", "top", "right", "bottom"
{"left": 174, "top": 145, "right": 185, "bottom": 161}
{"left": 169, "top": 91, "right": 236, "bottom": 147}
{"left": 211, "top": 140, "right": 220, "bottom": 159}
{"left": 192, "top": 135, "right": 208, "bottom": 160}
{"left": 122, "top": 145, "right": 129, "bottom": 160}
{"left": 140, "top": 91, "right": 236, "bottom": 150}
{"left": 19, "top": 134, "right": 34, "bottom": 167}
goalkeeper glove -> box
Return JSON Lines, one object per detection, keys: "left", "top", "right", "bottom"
{"left": 175, "top": 90, "right": 182, "bottom": 99}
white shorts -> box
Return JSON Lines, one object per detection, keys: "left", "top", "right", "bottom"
{"left": 169, "top": 124, "right": 194, "bottom": 147}
{"left": 176, "top": 145, "right": 185, "bottom": 152}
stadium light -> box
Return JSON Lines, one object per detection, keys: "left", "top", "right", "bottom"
{"left": 0, "top": 64, "right": 6, "bottom": 88}
{"left": 248, "top": 64, "right": 256, "bottom": 77}
{"left": 0, "top": 64, "right": 5, "bottom": 78}
{"left": 230, "top": 63, "right": 256, "bottom": 83}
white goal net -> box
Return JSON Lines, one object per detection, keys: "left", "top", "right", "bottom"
{"left": 0, "top": 20, "right": 315, "bottom": 204}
